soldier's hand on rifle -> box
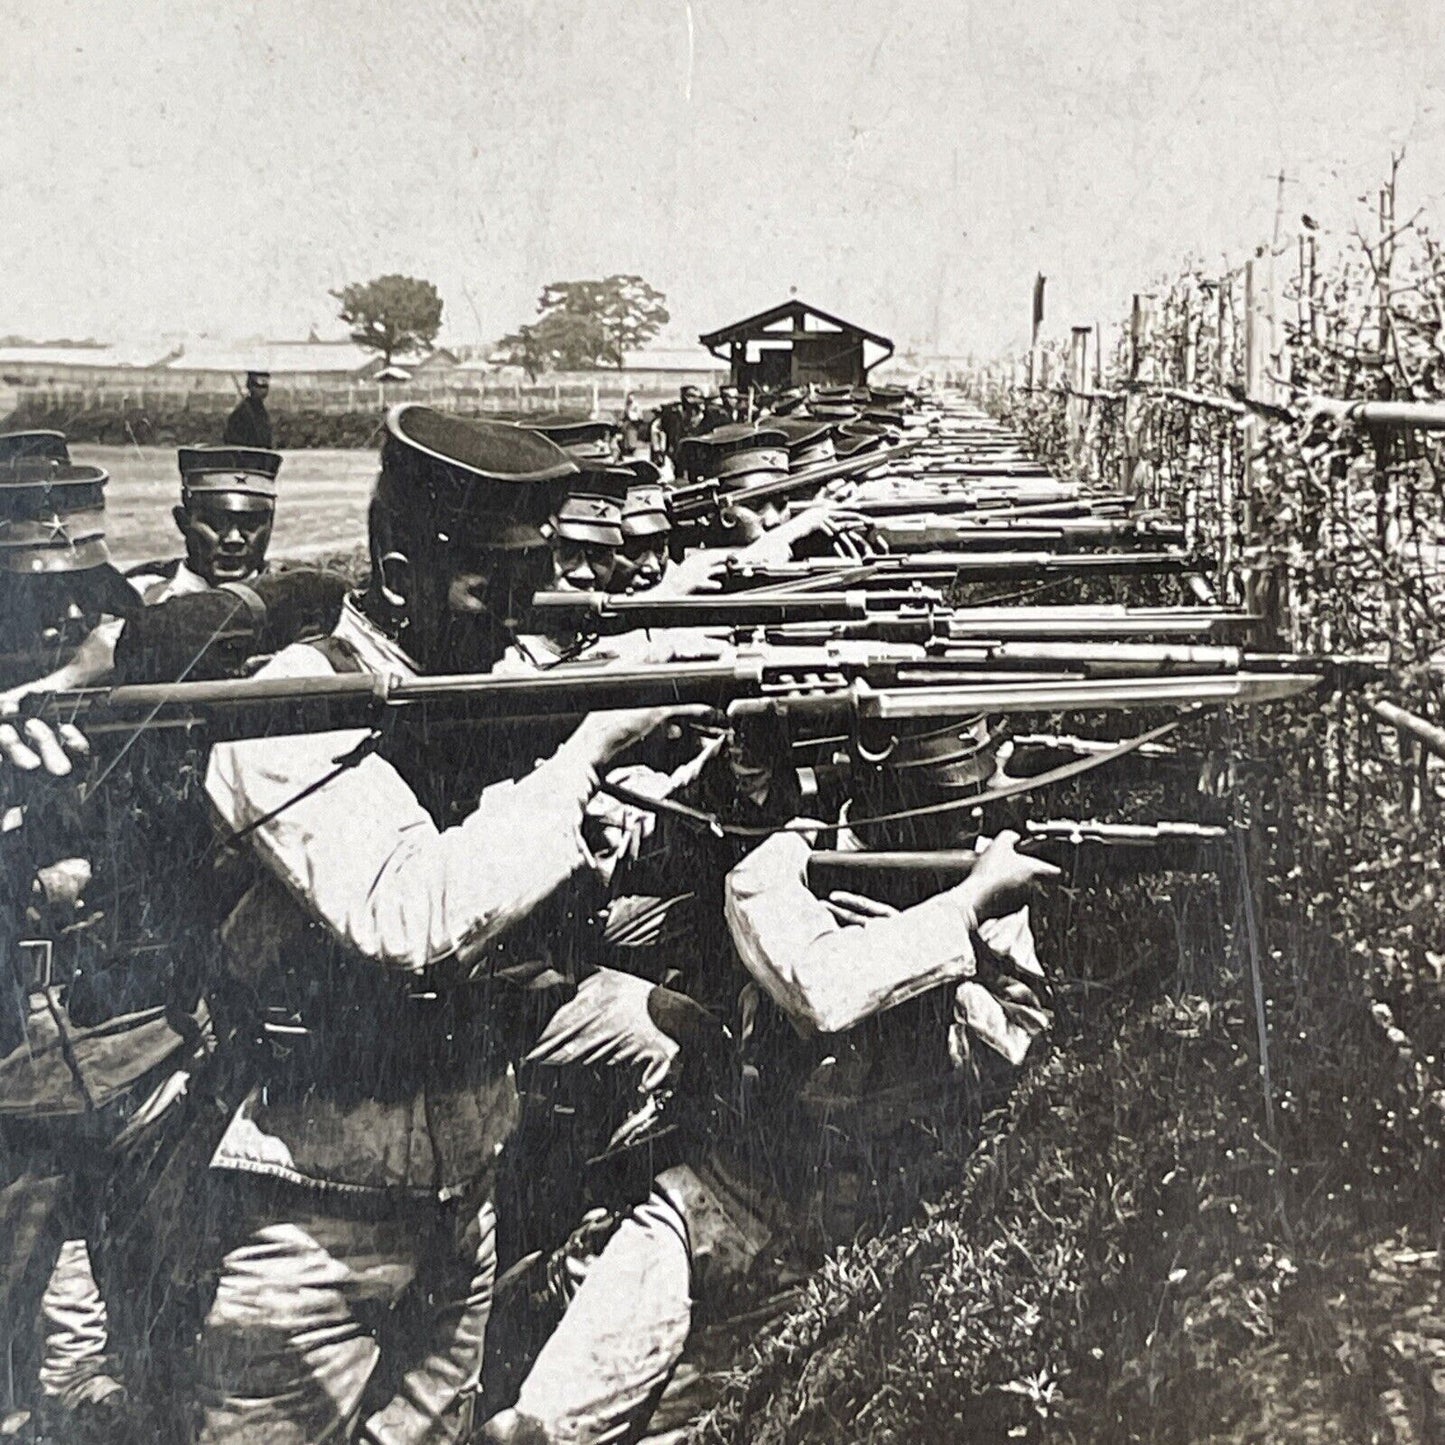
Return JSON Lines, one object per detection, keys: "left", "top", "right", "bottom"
{"left": 963, "top": 829, "right": 1060, "bottom": 923}
{"left": 732, "top": 507, "right": 879, "bottom": 566}
{"left": 570, "top": 705, "right": 717, "bottom": 768}
{"left": 0, "top": 690, "right": 90, "bottom": 779}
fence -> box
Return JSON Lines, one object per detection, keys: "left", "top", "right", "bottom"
{"left": 969, "top": 162, "right": 1445, "bottom": 696}
{"left": 1, "top": 366, "right": 726, "bottom": 423}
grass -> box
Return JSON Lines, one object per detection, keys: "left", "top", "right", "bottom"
{"left": 685, "top": 701, "right": 1445, "bottom": 1444}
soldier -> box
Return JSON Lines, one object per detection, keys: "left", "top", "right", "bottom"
{"left": 651, "top": 385, "right": 722, "bottom": 476}
{"left": 131, "top": 445, "right": 281, "bottom": 600}
{"left": 715, "top": 381, "right": 746, "bottom": 424}
{"left": 548, "top": 464, "right": 630, "bottom": 595}
{"left": 182, "top": 404, "right": 709, "bottom": 1443}
{"left": 221, "top": 370, "right": 273, "bottom": 448}
{"left": 0, "top": 442, "right": 181, "bottom": 1441}
{"left": 7, "top": 445, "right": 285, "bottom": 699}
{"left": 612, "top": 462, "right": 672, "bottom": 593}
{"left": 485, "top": 727, "right": 1059, "bottom": 1443}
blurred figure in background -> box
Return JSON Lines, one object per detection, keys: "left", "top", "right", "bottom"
{"left": 222, "top": 370, "right": 273, "bottom": 448}
{"left": 618, "top": 393, "right": 648, "bottom": 459}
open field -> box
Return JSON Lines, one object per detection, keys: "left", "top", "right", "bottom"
{"left": 75, "top": 444, "right": 377, "bottom": 568}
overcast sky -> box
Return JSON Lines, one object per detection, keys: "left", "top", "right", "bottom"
{"left": 2, "top": 0, "right": 1442, "bottom": 356}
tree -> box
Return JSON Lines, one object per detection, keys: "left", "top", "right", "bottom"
{"left": 330, "top": 274, "right": 444, "bottom": 366}
{"left": 499, "top": 274, "right": 669, "bottom": 377}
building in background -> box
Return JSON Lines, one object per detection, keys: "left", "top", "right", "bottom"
{"left": 698, "top": 299, "right": 894, "bottom": 393}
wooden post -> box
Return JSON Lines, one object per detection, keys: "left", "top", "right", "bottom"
{"left": 1028, "top": 273, "right": 1045, "bottom": 391}
{"left": 1243, "top": 255, "right": 1288, "bottom": 642}
{"left": 1121, "top": 293, "right": 1156, "bottom": 498}
{"left": 1066, "top": 325, "right": 1090, "bottom": 474}
{"left": 1218, "top": 276, "right": 1236, "bottom": 600}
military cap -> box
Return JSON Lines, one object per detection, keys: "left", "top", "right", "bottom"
{"left": 770, "top": 416, "right": 838, "bottom": 473}
{"left": 178, "top": 446, "right": 283, "bottom": 501}
{"left": 808, "top": 399, "right": 861, "bottom": 422}
{"left": 620, "top": 460, "right": 670, "bottom": 539}
{"left": 0, "top": 455, "right": 111, "bottom": 574}
{"left": 527, "top": 416, "right": 618, "bottom": 467}
{"left": 0, "top": 430, "right": 72, "bottom": 466}
{"left": 857, "top": 713, "right": 1002, "bottom": 797}
{"left": 383, "top": 405, "right": 578, "bottom": 549}
{"left": 868, "top": 384, "right": 911, "bottom": 408}
{"left": 554, "top": 465, "right": 631, "bottom": 548}
{"left": 686, "top": 423, "right": 790, "bottom": 489}
{"left": 834, "top": 430, "right": 888, "bottom": 460}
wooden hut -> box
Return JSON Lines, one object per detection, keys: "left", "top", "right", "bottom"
{"left": 698, "top": 300, "right": 894, "bottom": 392}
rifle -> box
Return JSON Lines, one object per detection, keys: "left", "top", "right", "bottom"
{"left": 820, "top": 489, "right": 1105, "bottom": 518}
{"left": 852, "top": 495, "right": 1137, "bottom": 522}
{"left": 867, "top": 517, "right": 1186, "bottom": 552}
{"left": 527, "top": 591, "right": 1260, "bottom": 641}
{"left": 806, "top": 819, "right": 1230, "bottom": 898}
{"left": 666, "top": 438, "right": 921, "bottom": 526}
{"left": 18, "top": 652, "right": 1323, "bottom": 743}
{"left": 715, "top": 549, "right": 1209, "bottom": 591}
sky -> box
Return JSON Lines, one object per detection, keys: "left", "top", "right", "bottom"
{"left": 3, "top": 0, "right": 1444, "bottom": 358}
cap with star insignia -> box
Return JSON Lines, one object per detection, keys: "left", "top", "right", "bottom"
{"left": 178, "top": 446, "right": 283, "bottom": 502}
{"left": 0, "top": 453, "right": 111, "bottom": 574}
{"left": 620, "top": 460, "right": 670, "bottom": 539}
{"left": 554, "top": 464, "right": 632, "bottom": 548}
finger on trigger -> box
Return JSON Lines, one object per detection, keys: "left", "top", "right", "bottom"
{"left": 24, "top": 721, "right": 72, "bottom": 777}
{"left": 57, "top": 724, "right": 89, "bottom": 758}
{"left": 0, "top": 724, "right": 42, "bottom": 771}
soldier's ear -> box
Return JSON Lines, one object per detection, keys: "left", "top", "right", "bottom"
{"left": 172, "top": 504, "right": 191, "bottom": 538}
{"left": 376, "top": 550, "right": 410, "bottom": 611}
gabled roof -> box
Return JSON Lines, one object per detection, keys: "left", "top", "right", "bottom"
{"left": 699, "top": 299, "right": 893, "bottom": 353}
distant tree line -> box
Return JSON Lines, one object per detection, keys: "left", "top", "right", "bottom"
{"left": 328, "top": 272, "right": 669, "bottom": 379}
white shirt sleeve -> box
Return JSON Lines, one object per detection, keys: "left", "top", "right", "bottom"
{"left": 205, "top": 643, "right": 600, "bottom": 974}
{"left": 723, "top": 831, "right": 978, "bottom": 1035}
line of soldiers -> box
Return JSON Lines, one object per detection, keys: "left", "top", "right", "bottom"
{"left": 0, "top": 396, "right": 1057, "bottom": 1445}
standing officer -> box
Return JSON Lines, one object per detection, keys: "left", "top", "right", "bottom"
{"left": 221, "top": 371, "right": 273, "bottom": 448}
{"left": 716, "top": 381, "right": 747, "bottom": 424}
{"left": 185, "top": 405, "right": 707, "bottom": 1443}
{"left": 651, "top": 385, "right": 723, "bottom": 476}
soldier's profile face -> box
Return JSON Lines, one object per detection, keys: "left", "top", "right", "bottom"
{"left": 552, "top": 538, "right": 618, "bottom": 593}
{"left": 619, "top": 534, "right": 668, "bottom": 589}
{"left": 178, "top": 494, "right": 274, "bottom": 585}
{"left": 429, "top": 541, "right": 553, "bottom": 670}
